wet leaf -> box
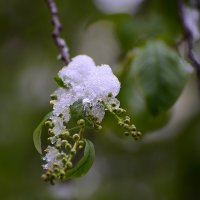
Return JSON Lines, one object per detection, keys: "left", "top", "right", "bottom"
{"left": 132, "top": 41, "right": 188, "bottom": 115}
{"left": 65, "top": 139, "right": 95, "bottom": 179}
{"left": 33, "top": 112, "right": 52, "bottom": 154}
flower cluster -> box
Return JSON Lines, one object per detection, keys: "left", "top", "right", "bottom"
{"left": 41, "top": 55, "right": 142, "bottom": 184}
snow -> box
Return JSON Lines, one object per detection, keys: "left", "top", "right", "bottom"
{"left": 43, "top": 146, "right": 63, "bottom": 169}
{"left": 52, "top": 54, "right": 120, "bottom": 127}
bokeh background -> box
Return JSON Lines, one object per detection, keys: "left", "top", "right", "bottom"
{"left": 1, "top": 0, "right": 200, "bottom": 199}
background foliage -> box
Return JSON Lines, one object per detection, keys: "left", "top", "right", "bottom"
{"left": 0, "top": 0, "right": 200, "bottom": 199}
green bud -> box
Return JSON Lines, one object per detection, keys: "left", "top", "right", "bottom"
{"left": 59, "top": 113, "right": 63, "bottom": 118}
{"left": 48, "top": 129, "right": 55, "bottom": 136}
{"left": 73, "top": 134, "right": 80, "bottom": 141}
{"left": 67, "top": 161, "right": 73, "bottom": 168}
{"left": 62, "top": 157, "right": 68, "bottom": 164}
{"left": 54, "top": 167, "right": 60, "bottom": 173}
{"left": 50, "top": 100, "right": 55, "bottom": 105}
{"left": 118, "top": 121, "right": 123, "bottom": 126}
{"left": 60, "top": 152, "right": 67, "bottom": 157}
{"left": 50, "top": 94, "right": 57, "bottom": 100}
{"left": 122, "top": 109, "right": 126, "bottom": 113}
{"left": 66, "top": 143, "right": 72, "bottom": 149}
{"left": 78, "top": 140, "right": 85, "bottom": 146}
{"left": 96, "top": 125, "right": 102, "bottom": 131}
{"left": 61, "top": 140, "right": 68, "bottom": 146}
{"left": 59, "top": 170, "right": 65, "bottom": 178}
{"left": 131, "top": 131, "right": 137, "bottom": 137}
{"left": 116, "top": 108, "right": 122, "bottom": 114}
{"left": 53, "top": 163, "right": 59, "bottom": 168}
{"left": 60, "top": 131, "right": 70, "bottom": 138}
{"left": 123, "top": 123, "right": 129, "bottom": 129}
{"left": 111, "top": 102, "right": 116, "bottom": 107}
{"left": 130, "top": 125, "right": 136, "bottom": 131}
{"left": 136, "top": 131, "right": 142, "bottom": 137}
{"left": 45, "top": 121, "right": 53, "bottom": 127}
{"left": 124, "top": 116, "right": 130, "bottom": 124}
{"left": 47, "top": 168, "right": 53, "bottom": 174}
{"left": 117, "top": 108, "right": 125, "bottom": 114}
{"left": 113, "top": 107, "right": 117, "bottom": 112}
{"left": 56, "top": 143, "right": 61, "bottom": 149}
{"left": 77, "top": 119, "right": 85, "bottom": 126}
{"left": 70, "top": 149, "right": 76, "bottom": 155}
{"left": 44, "top": 148, "right": 48, "bottom": 153}
{"left": 41, "top": 174, "right": 48, "bottom": 181}
{"left": 46, "top": 171, "right": 51, "bottom": 177}
{"left": 78, "top": 145, "right": 84, "bottom": 149}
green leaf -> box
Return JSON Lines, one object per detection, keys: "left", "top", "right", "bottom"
{"left": 132, "top": 41, "right": 188, "bottom": 115}
{"left": 65, "top": 139, "right": 95, "bottom": 179}
{"left": 33, "top": 112, "right": 52, "bottom": 154}
{"left": 54, "top": 75, "right": 67, "bottom": 88}
{"left": 119, "top": 78, "right": 171, "bottom": 133}
{"left": 69, "top": 100, "right": 84, "bottom": 120}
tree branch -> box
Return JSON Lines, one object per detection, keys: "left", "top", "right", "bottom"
{"left": 45, "top": 0, "right": 70, "bottom": 65}
{"left": 178, "top": 0, "right": 200, "bottom": 83}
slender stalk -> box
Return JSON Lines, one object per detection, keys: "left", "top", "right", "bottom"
{"left": 45, "top": 0, "right": 70, "bottom": 65}
{"left": 178, "top": 0, "right": 200, "bottom": 86}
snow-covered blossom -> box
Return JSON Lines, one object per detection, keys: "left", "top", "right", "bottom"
{"left": 43, "top": 146, "right": 63, "bottom": 169}
{"left": 41, "top": 55, "right": 141, "bottom": 183}
{"left": 51, "top": 55, "right": 120, "bottom": 132}
{"left": 58, "top": 55, "right": 120, "bottom": 103}
{"left": 43, "top": 55, "right": 121, "bottom": 174}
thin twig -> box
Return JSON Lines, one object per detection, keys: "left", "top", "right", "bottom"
{"left": 178, "top": 0, "right": 200, "bottom": 84}
{"left": 45, "top": 0, "right": 70, "bottom": 65}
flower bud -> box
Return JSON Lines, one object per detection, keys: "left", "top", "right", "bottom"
{"left": 50, "top": 94, "right": 57, "bottom": 100}
{"left": 123, "top": 123, "right": 129, "bottom": 129}
{"left": 130, "top": 125, "right": 136, "bottom": 131}
{"left": 66, "top": 143, "right": 72, "bottom": 149}
{"left": 111, "top": 102, "right": 116, "bottom": 107}
{"left": 73, "top": 134, "right": 80, "bottom": 141}
{"left": 41, "top": 174, "right": 48, "bottom": 181}
{"left": 118, "top": 120, "right": 123, "bottom": 126}
{"left": 78, "top": 145, "right": 84, "bottom": 149}
{"left": 45, "top": 121, "right": 53, "bottom": 127}
{"left": 78, "top": 140, "right": 85, "bottom": 146}
{"left": 70, "top": 149, "right": 76, "bottom": 155}
{"left": 77, "top": 119, "right": 85, "bottom": 126}
{"left": 96, "top": 125, "right": 102, "bottom": 131}
{"left": 50, "top": 100, "right": 55, "bottom": 105}
{"left": 124, "top": 116, "right": 130, "bottom": 124}
{"left": 61, "top": 140, "right": 68, "bottom": 146}
{"left": 67, "top": 161, "right": 72, "bottom": 168}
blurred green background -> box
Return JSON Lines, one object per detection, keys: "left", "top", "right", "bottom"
{"left": 1, "top": 0, "right": 200, "bottom": 199}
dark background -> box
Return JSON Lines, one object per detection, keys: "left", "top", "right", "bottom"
{"left": 0, "top": 0, "right": 200, "bottom": 199}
